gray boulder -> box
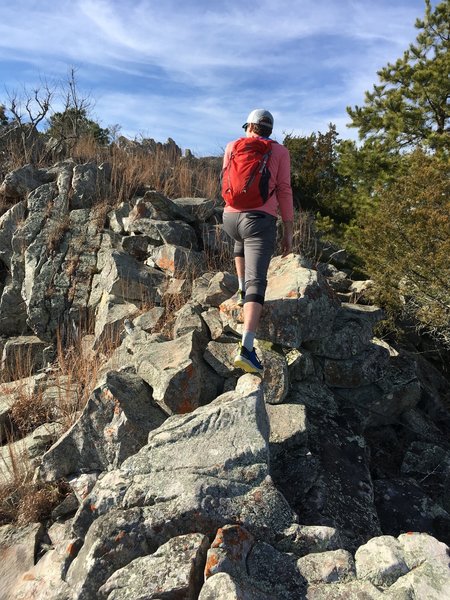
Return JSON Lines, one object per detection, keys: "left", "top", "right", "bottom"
{"left": 297, "top": 549, "right": 355, "bottom": 584}
{"left": 150, "top": 244, "right": 206, "bottom": 278}
{"left": 374, "top": 478, "right": 450, "bottom": 545}
{"left": 141, "top": 189, "right": 195, "bottom": 223}
{"left": 110, "top": 329, "right": 220, "bottom": 414}
{"left": 39, "top": 370, "right": 167, "bottom": 480}
{"left": 354, "top": 535, "right": 409, "bottom": 586}
{"left": 384, "top": 560, "right": 450, "bottom": 599}
{"left": 126, "top": 218, "right": 198, "bottom": 249}
{"left": 95, "top": 249, "right": 165, "bottom": 305}
{"left": 0, "top": 523, "right": 45, "bottom": 600}
{"left": 1, "top": 335, "right": 47, "bottom": 380}
{"left": 191, "top": 271, "right": 237, "bottom": 308}
{"left": 172, "top": 197, "right": 220, "bottom": 221}
{"left": 99, "top": 533, "right": 209, "bottom": 600}
{"left": 307, "top": 580, "right": 383, "bottom": 599}
{"left": 63, "top": 387, "right": 297, "bottom": 597}
{"left": 220, "top": 254, "right": 340, "bottom": 348}
{"left": 304, "top": 303, "right": 384, "bottom": 359}
{"left": 0, "top": 164, "right": 52, "bottom": 198}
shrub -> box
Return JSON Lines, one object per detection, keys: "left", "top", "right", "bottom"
{"left": 359, "top": 150, "right": 450, "bottom": 347}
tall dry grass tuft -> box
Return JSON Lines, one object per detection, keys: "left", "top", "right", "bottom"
{"left": 0, "top": 319, "right": 123, "bottom": 525}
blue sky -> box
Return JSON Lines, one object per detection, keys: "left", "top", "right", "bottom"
{"left": 0, "top": 0, "right": 435, "bottom": 156}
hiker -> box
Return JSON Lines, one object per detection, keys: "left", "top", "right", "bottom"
{"left": 221, "top": 108, "right": 294, "bottom": 374}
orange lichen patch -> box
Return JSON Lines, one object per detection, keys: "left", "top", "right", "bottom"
{"left": 89, "top": 504, "right": 97, "bottom": 512}
{"left": 67, "top": 542, "right": 78, "bottom": 556}
{"left": 104, "top": 427, "right": 115, "bottom": 437}
{"left": 211, "top": 529, "right": 225, "bottom": 548}
{"left": 156, "top": 257, "right": 176, "bottom": 273}
{"left": 114, "top": 530, "right": 126, "bottom": 543}
{"left": 286, "top": 290, "right": 298, "bottom": 298}
{"left": 204, "top": 552, "right": 219, "bottom": 578}
{"left": 252, "top": 490, "right": 263, "bottom": 503}
{"left": 22, "top": 572, "right": 35, "bottom": 581}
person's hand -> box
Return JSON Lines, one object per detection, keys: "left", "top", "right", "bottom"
{"left": 281, "top": 230, "right": 293, "bottom": 257}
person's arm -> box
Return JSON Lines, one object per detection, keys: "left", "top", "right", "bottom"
{"left": 281, "top": 220, "right": 293, "bottom": 256}
{"left": 276, "top": 147, "right": 294, "bottom": 255}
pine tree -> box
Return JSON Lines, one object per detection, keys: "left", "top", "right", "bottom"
{"left": 347, "top": 0, "right": 449, "bottom": 151}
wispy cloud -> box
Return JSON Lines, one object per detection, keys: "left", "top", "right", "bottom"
{"left": 0, "top": 0, "right": 433, "bottom": 154}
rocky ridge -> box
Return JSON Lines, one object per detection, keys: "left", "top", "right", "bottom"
{"left": 0, "top": 161, "right": 449, "bottom": 599}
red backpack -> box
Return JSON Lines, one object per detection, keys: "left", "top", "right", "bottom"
{"left": 221, "top": 137, "right": 273, "bottom": 210}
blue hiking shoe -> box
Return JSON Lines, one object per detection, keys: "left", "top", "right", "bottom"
{"left": 237, "top": 289, "right": 245, "bottom": 306}
{"left": 234, "top": 342, "right": 263, "bottom": 374}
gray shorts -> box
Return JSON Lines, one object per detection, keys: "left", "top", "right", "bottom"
{"left": 222, "top": 211, "right": 277, "bottom": 305}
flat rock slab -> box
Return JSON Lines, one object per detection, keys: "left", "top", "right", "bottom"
{"left": 64, "top": 389, "right": 297, "bottom": 597}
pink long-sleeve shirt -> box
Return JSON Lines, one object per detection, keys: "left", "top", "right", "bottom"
{"left": 222, "top": 137, "right": 294, "bottom": 222}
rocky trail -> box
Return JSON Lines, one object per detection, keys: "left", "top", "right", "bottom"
{"left": 0, "top": 161, "right": 449, "bottom": 599}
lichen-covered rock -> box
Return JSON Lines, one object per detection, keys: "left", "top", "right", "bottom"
{"left": 93, "top": 294, "right": 140, "bottom": 347}
{"left": 39, "top": 370, "right": 167, "bottom": 480}
{"left": 191, "top": 271, "right": 237, "bottom": 308}
{"left": 0, "top": 164, "right": 53, "bottom": 198}
{"left": 1, "top": 335, "right": 47, "bottom": 380}
{"left": 126, "top": 218, "right": 198, "bottom": 249}
{"left": 335, "top": 351, "right": 421, "bottom": 428}
{"left": 220, "top": 254, "right": 340, "bottom": 348}
{"left": 204, "top": 340, "right": 241, "bottom": 378}
{"left": 267, "top": 402, "right": 307, "bottom": 449}
{"left": 384, "top": 560, "right": 450, "bottom": 600}
{"left": 115, "top": 329, "right": 220, "bottom": 414}
{"left": 397, "top": 532, "right": 450, "bottom": 570}
{"left": 172, "top": 197, "right": 220, "bottom": 221}
{"left": 297, "top": 549, "right": 355, "bottom": 584}
{"left": 257, "top": 344, "right": 289, "bottom": 405}
{"left": 173, "top": 302, "right": 208, "bottom": 340}
{"left": 307, "top": 580, "right": 384, "bottom": 599}
{"left": 322, "top": 342, "right": 390, "bottom": 388}
{"left": 305, "top": 303, "right": 384, "bottom": 360}
{"left": 99, "top": 533, "right": 209, "bottom": 600}
{"left": 0, "top": 523, "right": 45, "bottom": 600}
{"left": 95, "top": 249, "right": 164, "bottom": 305}
{"left": 141, "top": 189, "right": 195, "bottom": 223}
{"left": 150, "top": 243, "right": 206, "bottom": 278}
{"left": 277, "top": 525, "right": 343, "bottom": 558}
{"left": 63, "top": 388, "right": 297, "bottom": 597}
{"left": 204, "top": 525, "right": 254, "bottom": 580}
{"left": 133, "top": 306, "right": 165, "bottom": 333}
{"left": 199, "top": 572, "right": 274, "bottom": 600}
{"left": 355, "top": 535, "right": 409, "bottom": 586}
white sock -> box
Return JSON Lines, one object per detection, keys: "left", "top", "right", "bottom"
{"left": 242, "top": 330, "right": 255, "bottom": 351}
{"left": 238, "top": 278, "right": 245, "bottom": 291}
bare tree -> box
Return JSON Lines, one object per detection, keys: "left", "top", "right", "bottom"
{"left": 3, "top": 79, "right": 54, "bottom": 163}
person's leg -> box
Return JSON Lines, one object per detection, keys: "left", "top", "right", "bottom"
{"left": 235, "top": 256, "right": 245, "bottom": 290}
{"left": 222, "top": 213, "right": 245, "bottom": 299}
{"left": 234, "top": 212, "right": 276, "bottom": 373}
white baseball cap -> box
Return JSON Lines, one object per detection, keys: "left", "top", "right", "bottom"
{"left": 242, "top": 109, "right": 274, "bottom": 130}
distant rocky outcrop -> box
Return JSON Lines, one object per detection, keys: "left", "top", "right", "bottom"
{"left": 0, "top": 161, "right": 449, "bottom": 599}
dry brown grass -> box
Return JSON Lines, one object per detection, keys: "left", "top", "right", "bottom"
{"left": 0, "top": 318, "right": 123, "bottom": 525}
